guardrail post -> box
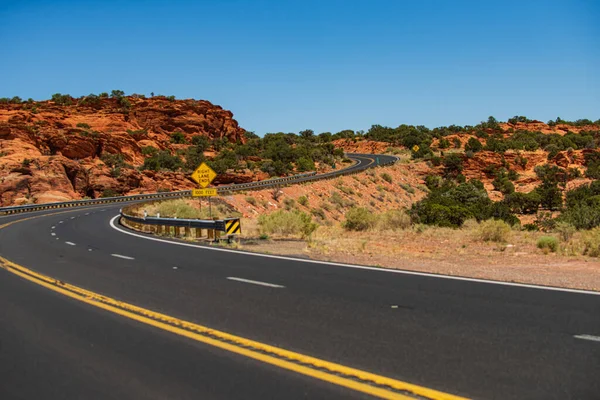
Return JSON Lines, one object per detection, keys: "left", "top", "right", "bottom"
{"left": 185, "top": 227, "right": 191, "bottom": 238}
{"left": 195, "top": 228, "right": 202, "bottom": 238}
{"left": 208, "top": 229, "right": 214, "bottom": 240}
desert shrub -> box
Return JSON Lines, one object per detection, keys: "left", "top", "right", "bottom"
{"left": 554, "top": 221, "right": 576, "bottom": 242}
{"left": 170, "top": 131, "right": 186, "bottom": 144}
{"left": 452, "top": 137, "right": 462, "bottom": 149}
{"left": 191, "top": 135, "right": 210, "bottom": 151}
{"left": 400, "top": 183, "right": 415, "bottom": 194}
{"left": 245, "top": 196, "right": 257, "bottom": 206}
{"left": 381, "top": 172, "right": 393, "bottom": 183}
{"left": 283, "top": 198, "right": 296, "bottom": 210}
{"left": 477, "top": 219, "right": 511, "bottom": 242}
{"left": 535, "top": 211, "right": 556, "bottom": 232}
{"left": 156, "top": 199, "right": 201, "bottom": 219}
{"left": 141, "top": 146, "right": 158, "bottom": 156}
{"left": 76, "top": 122, "right": 91, "bottom": 129}
{"left": 507, "top": 169, "right": 519, "bottom": 181}
{"left": 545, "top": 144, "right": 560, "bottom": 160}
{"left": 51, "top": 93, "right": 72, "bottom": 105}
{"left": 110, "top": 167, "right": 121, "bottom": 178}
{"left": 297, "top": 157, "right": 315, "bottom": 172}
{"left": 330, "top": 191, "right": 353, "bottom": 208}
{"left": 504, "top": 191, "right": 541, "bottom": 214}
{"left": 343, "top": 207, "right": 377, "bottom": 231}
{"left": 465, "top": 137, "right": 483, "bottom": 153}
{"left": 118, "top": 97, "right": 131, "bottom": 111}
{"left": 438, "top": 138, "right": 450, "bottom": 149}
{"left": 537, "top": 236, "right": 559, "bottom": 253}
{"left": 442, "top": 153, "right": 463, "bottom": 177}
{"left": 298, "top": 195, "right": 308, "bottom": 206}
{"left": 493, "top": 177, "right": 515, "bottom": 194}
{"left": 411, "top": 179, "right": 519, "bottom": 227}
{"left": 523, "top": 223, "right": 538, "bottom": 231}
{"left": 110, "top": 90, "right": 125, "bottom": 99}
{"left": 425, "top": 175, "right": 442, "bottom": 190}
{"left": 100, "top": 152, "right": 126, "bottom": 168}
{"left": 508, "top": 115, "right": 532, "bottom": 124}
{"left": 582, "top": 228, "right": 600, "bottom": 257}
{"left": 535, "top": 182, "right": 563, "bottom": 210}
{"left": 100, "top": 188, "right": 119, "bottom": 198}
{"left": 127, "top": 129, "right": 148, "bottom": 140}
{"left": 430, "top": 156, "right": 442, "bottom": 166}
{"left": 142, "top": 151, "right": 183, "bottom": 171}
{"left": 515, "top": 154, "right": 528, "bottom": 169}
{"left": 568, "top": 168, "right": 582, "bottom": 179}
{"left": 258, "top": 210, "right": 317, "bottom": 238}
{"left": 584, "top": 151, "right": 600, "bottom": 179}
{"left": 310, "top": 208, "right": 326, "bottom": 220}
{"left": 376, "top": 210, "right": 411, "bottom": 231}
{"left": 559, "top": 203, "right": 600, "bottom": 230}
{"left": 184, "top": 146, "right": 206, "bottom": 171}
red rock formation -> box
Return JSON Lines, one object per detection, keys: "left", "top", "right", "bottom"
{"left": 0, "top": 96, "right": 247, "bottom": 206}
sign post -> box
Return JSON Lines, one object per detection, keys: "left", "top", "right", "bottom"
{"left": 190, "top": 162, "right": 218, "bottom": 218}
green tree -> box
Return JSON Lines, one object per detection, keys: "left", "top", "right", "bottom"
{"left": 443, "top": 153, "right": 463, "bottom": 177}
{"left": 297, "top": 157, "right": 315, "bottom": 172}
{"left": 142, "top": 151, "right": 183, "bottom": 171}
{"left": 465, "top": 137, "right": 483, "bottom": 153}
{"left": 170, "top": 132, "right": 187, "bottom": 144}
{"left": 191, "top": 135, "right": 210, "bottom": 151}
{"left": 111, "top": 90, "right": 125, "bottom": 99}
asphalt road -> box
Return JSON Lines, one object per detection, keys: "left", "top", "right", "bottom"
{"left": 1, "top": 162, "right": 600, "bottom": 398}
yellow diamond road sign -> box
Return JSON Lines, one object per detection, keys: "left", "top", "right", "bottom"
{"left": 191, "top": 162, "right": 217, "bottom": 188}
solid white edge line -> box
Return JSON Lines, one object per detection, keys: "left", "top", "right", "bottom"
{"left": 109, "top": 215, "right": 600, "bottom": 296}
{"left": 65, "top": 242, "right": 76, "bottom": 246}
{"left": 111, "top": 254, "right": 135, "bottom": 260}
{"left": 574, "top": 334, "right": 600, "bottom": 342}
{"left": 227, "top": 277, "right": 285, "bottom": 288}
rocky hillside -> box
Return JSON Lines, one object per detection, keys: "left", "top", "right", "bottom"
{"left": 0, "top": 95, "right": 247, "bottom": 205}
{"left": 334, "top": 120, "right": 600, "bottom": 201}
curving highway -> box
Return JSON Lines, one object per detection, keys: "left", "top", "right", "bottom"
{"left": 1, "top": 154, "right": 600, "bottom": 399}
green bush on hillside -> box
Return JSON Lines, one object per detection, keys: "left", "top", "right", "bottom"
{"left": 343, "top": 207, "right": 377, "bottom": 231}
{"left": 258, "top": 210, "right": 317, "bottom": 238}
{"left": 142, "top": 151, "right": 183, "bottom": 171}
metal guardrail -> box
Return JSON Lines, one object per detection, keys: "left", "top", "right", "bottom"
{"left": 0, "top": 153, "right": 398, "bottom": 216}
{"left": 120, "top": 211, "right": 227, "bottom": 232}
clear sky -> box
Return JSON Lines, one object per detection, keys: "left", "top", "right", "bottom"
{"left": 1, "top": 0, "right": 598, "bottom": 135}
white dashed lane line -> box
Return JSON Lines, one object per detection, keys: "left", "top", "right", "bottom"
{"left": 574, "top": 334, "right": 600, "bottom": 343}
{"left": 51, "top": 233, "right": 56, "bottom": 236}
{"left": 111, "top": 254, "right": 135, "bottom": 260}
{"left": 226, "top": 277, "right": 285, "bottom": 288}
{"left": 65, "top": 242, "right": 76, "bottom": 246}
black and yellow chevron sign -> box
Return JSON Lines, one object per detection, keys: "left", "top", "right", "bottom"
{"left": 225, "top": 219, "right": 241, "bottom": 235}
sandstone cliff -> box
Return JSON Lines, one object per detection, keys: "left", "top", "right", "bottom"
{"left": 0, "top": 96, "right": 246, "bottom": 205}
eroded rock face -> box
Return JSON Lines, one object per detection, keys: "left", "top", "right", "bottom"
{"left": 0, "top": 97, "right": 247, "bottom": 206}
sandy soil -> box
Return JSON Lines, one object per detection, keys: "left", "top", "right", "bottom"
{"left": 232, "top": 223, "right": 600, "bottom": 292}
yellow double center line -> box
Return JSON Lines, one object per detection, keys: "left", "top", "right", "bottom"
{"left": 0, "top": 211, "right": 467, "bottom": 400}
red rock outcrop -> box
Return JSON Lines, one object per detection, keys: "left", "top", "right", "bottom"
{"left": 0, "top": 96, "right": 247, "bottom": 206}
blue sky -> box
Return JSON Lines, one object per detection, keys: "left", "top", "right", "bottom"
{"left": 1, "top": 0, "right": 598, "bottom": 134}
